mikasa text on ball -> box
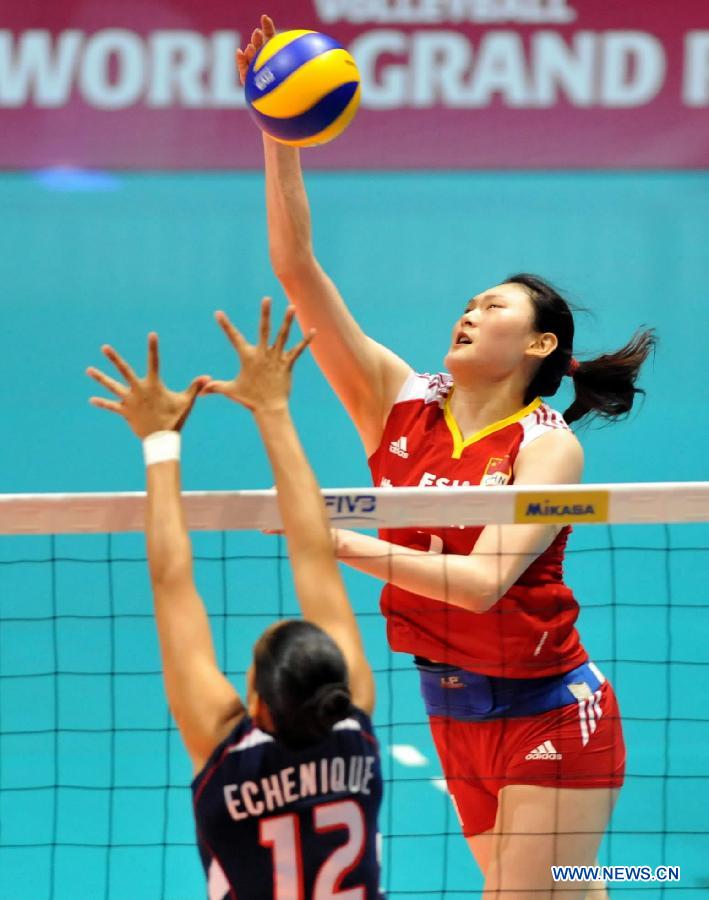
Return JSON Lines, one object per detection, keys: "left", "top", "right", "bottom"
{"left": 244, "top": 30, "right": 361, "bottom": 148}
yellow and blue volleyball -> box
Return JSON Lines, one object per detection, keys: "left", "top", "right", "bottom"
{"left": 244, "top": 30, "right": 361, "bottom": 148}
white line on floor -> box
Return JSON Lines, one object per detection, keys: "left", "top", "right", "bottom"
{"left": 430, "top": 776, "right": 449, "bottom": 793}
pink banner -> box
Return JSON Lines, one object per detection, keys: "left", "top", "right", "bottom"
{"left": 1, "top": 1, "right": 708, "bottom": 169}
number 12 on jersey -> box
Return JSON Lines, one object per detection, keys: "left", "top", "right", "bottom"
{"left": 259, "top": 799, "right": 366, "bottom": 899}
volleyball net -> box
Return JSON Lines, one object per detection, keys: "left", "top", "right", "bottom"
{"left": 1, "top": 483, "right": 708, "bottom": 898}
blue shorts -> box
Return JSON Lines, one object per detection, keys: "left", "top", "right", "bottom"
{"left": 416, "top": 658, "right": 607, "bottom": 720}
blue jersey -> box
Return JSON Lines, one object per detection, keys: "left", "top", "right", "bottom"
{"left": 191, "top": 708, "right": 383, "bottom": 899}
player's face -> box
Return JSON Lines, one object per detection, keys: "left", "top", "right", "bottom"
{"left": 444, "top": 283, "right": 543, "bottom": 380}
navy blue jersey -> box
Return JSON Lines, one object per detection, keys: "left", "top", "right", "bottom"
{"left": 191, "top": 707, "right": 383, "bottom": 899}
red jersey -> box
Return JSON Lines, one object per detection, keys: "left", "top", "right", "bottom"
{"left": 368, "top": 371, "right": 589, "bottom": 678}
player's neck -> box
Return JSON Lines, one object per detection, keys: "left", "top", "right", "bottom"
{"left": 448, "top": 379, "right": 529, "bottom": 440}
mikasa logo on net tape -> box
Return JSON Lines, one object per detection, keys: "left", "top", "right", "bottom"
{"left": 515, "top": 490, "right": 609, "bottom": 524}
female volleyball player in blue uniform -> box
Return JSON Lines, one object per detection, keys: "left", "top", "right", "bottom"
{"left": 239, "top": 15, "right": 655, "bottom": 899}
{"left": 87, "top": 300, "right": 383, "bottom": 899}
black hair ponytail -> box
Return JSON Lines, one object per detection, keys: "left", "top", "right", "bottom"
{"left": 563, "top": 329, "right": 657, "bottom": 425}
{"left": 279, "top": 682, "right": 353, "bottom": 749}
{"left": 506, "top": 273, "right": 657, "bottom": 426}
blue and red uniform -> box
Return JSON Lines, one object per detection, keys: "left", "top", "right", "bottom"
{"left": 368, "top": 371, "right": 625, "bottom": 835}
{"left": 192, "top": 709, "right": 383, "bottom": 898}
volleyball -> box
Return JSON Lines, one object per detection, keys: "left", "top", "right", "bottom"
{"left": 244, "top": 30, "right": 361, "bottom": 148}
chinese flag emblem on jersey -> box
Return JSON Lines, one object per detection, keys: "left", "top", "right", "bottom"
{"left": 481, "top": 456, "right": 512, "bottom": 486}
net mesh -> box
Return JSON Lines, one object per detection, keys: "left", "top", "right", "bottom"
{"left": 1, "top": 486, "right": 708, "bottom": 898}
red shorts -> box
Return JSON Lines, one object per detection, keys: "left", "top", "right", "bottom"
{"left": 429, "top": 680, "right": 626, "bottom": 837}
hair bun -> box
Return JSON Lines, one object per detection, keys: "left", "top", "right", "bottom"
{"left": 277, "top": 682, "right": 353, "bottom": 750}
{"left": 312, "top": 682, "right": 352, "bottom": 727}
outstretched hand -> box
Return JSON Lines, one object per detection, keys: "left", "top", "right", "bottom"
{"left": 87, "top": 334, "right": 209, "bottom": 439}
{"left": 236, "top": 14, "right": 276, "bottom": 86}
{"left": 204, "top": 298, "right": 314, "bottom": 413}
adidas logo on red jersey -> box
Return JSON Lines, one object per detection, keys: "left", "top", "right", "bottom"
{"left": 525, "top": 740, "right": 563, "bottom": 760}
{"left": 389, "top": 436, "right": 409, "bottom": 458}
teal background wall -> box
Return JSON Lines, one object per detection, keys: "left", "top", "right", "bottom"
{"left": 0, "top": 170, "right": 707, "bottom": 897}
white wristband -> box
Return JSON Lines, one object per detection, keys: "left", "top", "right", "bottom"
{"left": 143, "top": 431, "right": 181, "bottom": 466}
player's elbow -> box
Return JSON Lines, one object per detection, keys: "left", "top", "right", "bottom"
{"left": 441, "top": 557, "right": 503, "bottom": 613}
{"left": 270, "top": 246, "right": 316, "bottom": 284}
{"left": 146, "top": 530, "right": 193, "bottom": 586}
{"left": 149, "top": 558, "right": 192, "bottom": 590}
{"left": 461, "top": 577, "right": 501, "bottom": 614}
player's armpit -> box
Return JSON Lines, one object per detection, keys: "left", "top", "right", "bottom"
{"left": 151, "top": 580, "right": 244, "bottom": 773}
{"left": 277, "top": 260, "right": 412, "bottom": 456}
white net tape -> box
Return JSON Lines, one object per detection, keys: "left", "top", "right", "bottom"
{"left": 1, "top": 482, "right": 708, "bottom": 534}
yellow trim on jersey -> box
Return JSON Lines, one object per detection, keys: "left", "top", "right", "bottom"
{"left": 444, "top": 394, "right": 542, "bottom": 460}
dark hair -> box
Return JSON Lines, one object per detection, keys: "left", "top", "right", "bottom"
{"left": 505, "top": 273, "right": 656, "bottom": 426}
{"left": 253, "top": 620, "right": 353, "bottom": 750}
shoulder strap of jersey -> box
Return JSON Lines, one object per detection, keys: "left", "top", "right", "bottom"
{"left": 519, "top": 401, "right": 570, "bottom": 450}
{"left": 393, "top": 371, "right": 453, "bottom": 407}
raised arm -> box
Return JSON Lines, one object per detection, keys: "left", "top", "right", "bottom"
{"left": 238, "top": 16, "right": 412, "bottom": 456}
{"left": 205, "top": 299, "right": 376, "bottom": 714}
{"left": 87, "top": 337, "right": 243, "bottom": 774}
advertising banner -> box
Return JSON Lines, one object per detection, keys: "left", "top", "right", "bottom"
{"left": 1, "top": 1, "right": 708, "bottom": 168}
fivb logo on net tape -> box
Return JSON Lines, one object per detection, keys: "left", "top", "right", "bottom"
{"left": 324, "top": 493, "right": 377, "bottom": 519}
{"left": 515, "top": 490, "right": 610, "bottom": 524}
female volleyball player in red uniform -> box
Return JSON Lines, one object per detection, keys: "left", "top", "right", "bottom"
{"left": 240, "top": 15, "right": 655, "bottom": 898}
{"left": 87, "top": 301, "right": 384, "bottom": 898}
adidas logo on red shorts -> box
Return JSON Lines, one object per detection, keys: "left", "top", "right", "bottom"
{"left": 525, "top": 740, "right": 563, "bottom": 760}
